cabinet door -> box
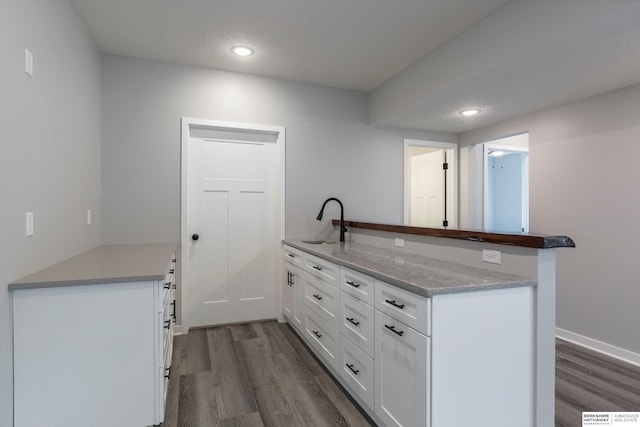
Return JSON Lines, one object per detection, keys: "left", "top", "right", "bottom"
{"left": 292, "top": 266, "right": 305, "bottom": 330}
{"left": 283, "top": 263, "right": 295, "bottom": 321}
{"left": 375, "top": 310, "right": 430, "bottom": 427}
{"left": 283, "top": 264, "right": 305, "bottom": 332}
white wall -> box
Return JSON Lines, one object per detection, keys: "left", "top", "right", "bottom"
{"left": 0, "top": 0, "right": 102, "bottom": 425}
{"left": 100, "top": 54, "right": 455, "bottom": 244}
{"left": 459, "top": 83, "right": 640, "bottom": 355}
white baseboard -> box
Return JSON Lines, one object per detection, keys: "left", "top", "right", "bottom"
{"left": 556, "top": 328, "right": 640, "bottom": 367}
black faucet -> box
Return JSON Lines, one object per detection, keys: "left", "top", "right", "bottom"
{"left": 316, "top": 198, "right": 347, "bottom": 242}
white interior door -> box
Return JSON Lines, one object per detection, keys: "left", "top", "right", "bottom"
{"left": 184, "top": 121, "right": 282, "bottom": 328}
{"left": 411, "top": 150, "right": 445, "bottom": 227}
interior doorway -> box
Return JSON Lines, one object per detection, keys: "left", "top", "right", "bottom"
{"left": 404, "top": 139, "right": 457, "bottom": 228}
{"left": 483, "top": 134, "right": 529, "bottom": 233}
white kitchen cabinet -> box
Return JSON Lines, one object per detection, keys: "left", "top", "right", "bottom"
{"left": 340, "top": 290, "right": 375, "bottom": 357}
{"left": 374, "top": 308, "right": 430, "bottom": 427}
{"left": 305, "top": 307, "right": 340, "bottom": 372}
{"left": 340, "top": 334, "right": 375, "bottom": 409}
{"left": 283, "top": 261, "right": 304, "bottom": 332}
{"left": 10, "top": 244, "right": 176, "bottom": 427}
{"left": 284, "top": 242, "right": 534, "bottom": 427}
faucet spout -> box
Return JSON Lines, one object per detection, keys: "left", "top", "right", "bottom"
{"left": 316, "top": 197, "right": 347, "bottom": 242}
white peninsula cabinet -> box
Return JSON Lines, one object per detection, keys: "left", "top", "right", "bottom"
{"left": 283, "top": 241, "right": 535, "bottom": 427}
{"left": 10, "top": 244, "right": 177, "bottom": 427}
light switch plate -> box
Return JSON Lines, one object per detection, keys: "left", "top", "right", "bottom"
{"left": 25, "top": 212, "right": 34, "bottom": 237}
{"left": 25, "top": 49, "right": 33, "bottom": 77}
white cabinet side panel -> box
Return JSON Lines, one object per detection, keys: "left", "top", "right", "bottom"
{"left": 431, "top": 286, "right": 534, "bottom": 427}
{"left": 13, "top": 282, "right": 157, "bottom": 427}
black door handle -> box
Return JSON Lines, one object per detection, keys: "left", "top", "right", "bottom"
{"left": 192, "top": 234, "right": 199, "bottom": 241}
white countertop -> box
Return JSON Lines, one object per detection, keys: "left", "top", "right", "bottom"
{"left": 9, "top": 243, "right": 176, "bottom": 291}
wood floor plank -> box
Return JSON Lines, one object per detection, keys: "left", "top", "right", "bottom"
{"left": 234, "top": 334, "right": 306, "bottom": 427}
{"left": 229, "top": 323, "right": 259, "bottom": 341}
{"left": 175, "top": 328, "right": 211, "bottom": 376}
{"left": 218, "top": 411, "right": 266, "bottom": 427}
{"left": 177, "top": 371, "right": 218, "bottom": 427}
{"left": 314, "top": 372, "right": 375, "bottom": 427}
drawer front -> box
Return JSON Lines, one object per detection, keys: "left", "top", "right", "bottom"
{"left": 305, "top": 309, "right": 339, "bottom": 372}
{"left": 340, "top": 335, "right": 374, "bottom": 410}
{"left": 304, "top": 273, "right": 339, "bottom": 328}
{"left": 375, "top": 280, "right": 431, "bottom": 336}
{"left": 340, "top": 267, "right": 375, "bottom": 306}
{"left": 284, "top": 245, "right": 304, "bottom": 268}
{"left": 340, "top": 291, "right": 374, "bottom": 357}
{"left": 304, "top": 253, "right": 339, "bottom": 286}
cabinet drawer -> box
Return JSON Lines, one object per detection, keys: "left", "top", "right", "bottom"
{"left": 284, "top": 245, "right": 304, "bottom": 268}
{"left": 304, "top": 273, "right": 339, "bottom": 328}
{"left": 340, "top": 267, "right": 374, "bottom": 306}
{"left": 375, "top": 280, "right": 431, "bottom": 336}
{"left": 340, "top": 291, "right": 374, "bottom": 357}
{"left": 340, "top": 335, "right": 374, "bottom": 410}
{"left": 305, "top": 309, "right": 339, "bottom": 372}
{"left": 304, "top": 253, "right": 338, "bottom": 287}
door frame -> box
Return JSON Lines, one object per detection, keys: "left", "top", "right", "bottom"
{"left": 180, "top": 117, "right": 286, "bottom": 332}
{"left": 483, "top": 142, "right": 529, "bottom": 232}
{"left": 403, "top": 139, "right": 458, "bottom": 228}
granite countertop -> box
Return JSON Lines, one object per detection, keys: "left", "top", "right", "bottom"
{"left": 284, "top": 240, "right": 535, "bottom": 297}
{"left": 9, "top": 243, "right": 176, "bottom": 291}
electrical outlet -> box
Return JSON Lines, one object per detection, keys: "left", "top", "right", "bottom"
{"left": 395, "top": 238, "right": 405, "bottom": 248}
{"left": 482, "top": 249, "right": 501, "bottom": 264}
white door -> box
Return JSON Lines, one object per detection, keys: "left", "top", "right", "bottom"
{"left": 411, "top": 150, "right": 444, "bottom": 227}
{"left": 184, "top": 121, "right": 282, "bottom": 327}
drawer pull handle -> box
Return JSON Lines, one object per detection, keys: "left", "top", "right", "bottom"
{"left": 384, "top": 324, "right": 404, "bottom": 337}
{"left": 287, "top": 253, "right": 295, "bottom": 258}
{"left": 346, "top": 363, "right": 360, "bottom": 375}
{"left": 312, "top": 294, "right": 323, "bottom": 300}
{"left": 312, "top": 330, "right": 322, "bottom": 339}
{"left": 346, "top": 280, "right": 360, "bottom": 288}
{"left": 385, "top": 299, "right": 405, "bottom": 310}
{"left": 312, "top": 265, "right": 323, "bottom": 271}
{"left": 346, "top": 317, "right": 360, "bottom": 326}
{"left": 172, "top": 258, "right": 176, "bottom": 262}
{"left": 287, "top": 271, "right": 292, "bottom": 286}
{"left": 164, "top": 320, "right": 171, "bottom": 330}
{"left": 169, "top": 269, "right": 174, "bottom": 274}
{"left": 164, "top": 282, "right": 171, "bottom": 289}
{"left": 165, "top": 366, "right": 171, "bottom": 379}
{"left": 171, "top": 300, "right": 176, "bottom": 321}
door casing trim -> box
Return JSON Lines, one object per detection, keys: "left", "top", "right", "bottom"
{"left": 180, "top": 117, "right": 286, "bottom": 331}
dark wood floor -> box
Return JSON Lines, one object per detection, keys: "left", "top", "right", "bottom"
{"left": 555, "top": 339, "right": 640, "bottom": 427}
{"left": 162, "top": 321, "right": 640, "bottom": 427}
{"left": 162, "top": 320, "right": 374, "bottom": 427}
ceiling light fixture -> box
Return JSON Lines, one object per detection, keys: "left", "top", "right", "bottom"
{"left": 460, "top": 108, "right": 481, "bottom": 116}
{"left": 231, "top": 45, "right": 254, "bottom": 57}
{"left": 489, "top": 150, "right": 505, "bottom": 157}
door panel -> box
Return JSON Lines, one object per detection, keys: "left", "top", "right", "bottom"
{"left": 188, "top": 136, "right": 277, "bottom": 327}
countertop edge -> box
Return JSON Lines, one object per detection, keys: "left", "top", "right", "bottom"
{"left": 333, "top": 220, "right": 576, "bottom": 249}
{"left": 284, "top": 240, "right": 536, "bottom": 297}
{"left": 9, "top": 243, "right": 176, "bottom": 291}
{"left": 8, "top": 274, "right": 166, "bottom": 291}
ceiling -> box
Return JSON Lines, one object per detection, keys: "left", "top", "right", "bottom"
{"left": 71, "top": 0, "right": 640, "bottom": 133}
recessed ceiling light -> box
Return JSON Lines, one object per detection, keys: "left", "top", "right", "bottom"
{"left": 231, "top": 46, "right": 254, "bottom": 57}
{"left": 489, "top": 150, "right": 505, "bottom": 157}
{"left": 460, "top": 108, "right": 481, "bottom": 116}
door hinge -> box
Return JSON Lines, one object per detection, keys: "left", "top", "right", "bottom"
{"left": 443, "top": 162, "right": 449, "bottom": 170}
{"left": 442, "top": 220, "right": 449, "bottom": 227}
